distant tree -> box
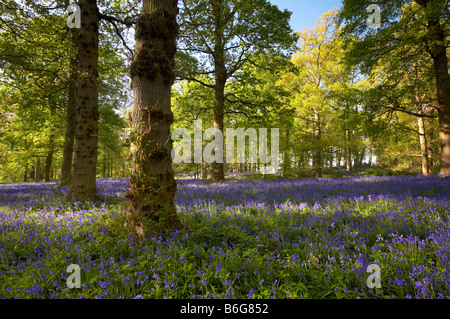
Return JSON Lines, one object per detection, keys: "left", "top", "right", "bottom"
{"left": 283, "top": 9, "right": 352, "bottom": 178}
{"left": 178, "top": 0, "right": 296, "bottom": 180}
{"left": 172, "top": 78, "right": 215, "bottom": 178}
{"left": 338, "top": 0, "right": 450, "bottom": 175}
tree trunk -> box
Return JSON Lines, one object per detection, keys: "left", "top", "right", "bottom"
{"left": 210, "top": 0, "right": 226, "bottom": 181}
{"left": 282, "top": 127, "right": 290, "bottom": 178}
{"left": 102, "top": 153, "right": 106, "bottom": 178}
{"left": 416, "top": 99, "right": 430, "bottom": 175}
{"left": 313, "top": 111, "right": 322, "bottom": 178}
{"left": 44, "top": 105, "right": 56, "bottom": 183}
{"left": 428, "top": 137, "right": 434, "bottom": 169}
{"left": 30, "top": 164, "right": 35, "bottom": 180}
{"left": 353, "top": 149, "right": 359, "bottom": 170}
{"left": 126, "top": 0, "right": 181, "bottom": 237}
{"left": 336, "top": 149, "right": 341, "bottom": 168}
{"left": 416, "top": 0, "right": 450, "bottom": 175}
{"left": 201, "top": 157, "right": 208, "bottom": 179}
{"left": 61, "top": 29, "right": 78, "bottom": 186}
{"left": 44, "top": 146, "right": 54, "bottom": 183}
{"left": 35, "top": 159, "right": 41, "bottom": 183}
{"left": 345, "top": 130, "right": 352, "bottom": 171}
{"left": 359, "top": 148, "right": 364, "bottom": 168}
{"left": 23, "top": 164, "right": 28, "bottom": 182}
{"left": 68, "top": 0, "right": 99, "bottom": 201}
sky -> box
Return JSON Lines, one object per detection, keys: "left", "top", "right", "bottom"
{"left": 270, "top": 0, "right": 344, "bottom": 32}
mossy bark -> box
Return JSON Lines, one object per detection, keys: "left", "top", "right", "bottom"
{"left": 126, "top": 0, "right": 181, "bottom": 237}
{"left": 68, "top": 0, "right": 99, "bottom": 200}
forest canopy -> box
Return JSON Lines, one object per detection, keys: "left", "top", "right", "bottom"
{"left": 0, "top": 0, "right": 449, "bottom": 186}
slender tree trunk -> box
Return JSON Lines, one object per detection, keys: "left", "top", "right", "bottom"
{"left": 23, "top": 164, "right": 28, "bottom": 182}
{"left": 416, "top": 0, "right": 450, "bottom": 175}
{"left": 61, "top": 29, "right": 78, "bottom": 186}
{"left": 68, "top": 0, "right": 99, "bottom": 200}
{"left": 201, "top": 157, "right": 208, "bottom": 179}
{"left": 44, "top": 146, "right": 54, "bottom": 183}
{"left": 282, "top": 127, "right": 290, "bottom": 178}
{"left": 30, "top": 164, "right": 35, "bottom": 180}
{"left": 359, "top": 148, "right": 364, "bottom": 168}
{"left": 313, "top": 111, "right": 322, "bottom": 178}
{"left": 336, "top": 149, "right": 341, "bottom": 168}
{"left": 417, "top": 102, "right": 430, "bottom": 175}
{"left": 102, "top": 153, "right": 106, "bottom": 178}
{"left": 353, "top": 149, "right": 359, "bottom": 170}
{"left": 126, "top": 0, "right": 181, "bottom": 237}
{"left": 428, "top": 137, "right": 434, "bottom": 169}
{"left": 345, "top": 130, "right": 352, "bottom": 171}
{"left": 44, "top": 105, "right": 56, "bottom": 183}
{"left": 210, "top": 0, "right": 225, "bottom": 181}
{"left": 211, "top": 79, "right": 226, "bottom": 181}
{"left": 35, "top": 159, "right": 41, "bottom": 183}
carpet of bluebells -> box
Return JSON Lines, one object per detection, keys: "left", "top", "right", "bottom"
{"left": 0, "top": 175, "right": 449, "bottom": 299}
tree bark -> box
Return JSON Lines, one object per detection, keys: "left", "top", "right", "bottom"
{"left": 282, "top": 127, "right": 290, "bottom": 178}
{"left": 368, "top": 144, "right": 373, "bottom": 167}
{"left": 345, "top": 130, "right": 352, "bottom": 171}
{"left": 126, "top": 0, "right": 181, "bottom": 237}
{"left": 35, "top": 158, "right": 41, "bottom": 183}
{"left": 415, "top": 0, "right": 450, "bottom": 175}
{"left": 44, "top": 143, "right": 54, "bottom": 183}
{"left": 428, "top": 136, "right": 434, "bottom": 169}
{"left": 68, "top": 0, "right": 99, "bottom": 200}
{"left": 30, "top": 164, "right": 35, "bottom": 180}
{"left": 44, "top": 104, "right": 56, "bottom": 183}
{"left": 61, "top": 30, "right": 79, "bottom": 187}
{"left": 417, "top": 102, "right": 430, "bottom": 175}
{"left": 210, "top": 0, "right": 226, "bottom": 181}
{"left": 201, "top": 157, "right": 208, "bottom": 179}
{"left": 23, "top": 164, "right": 28, "bottom": 182}
{"left": 336, "top": 149, "right": 341, "bottom": 168}
{"left": 102, "top": 153, "right": 106, "bottom": 178}
{"left": 313, "top": 111, "right": 322, "bottom": 178}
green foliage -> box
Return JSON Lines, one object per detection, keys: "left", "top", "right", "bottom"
{"left": 0, "top": 1, "right": 131, "bottom": 182}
